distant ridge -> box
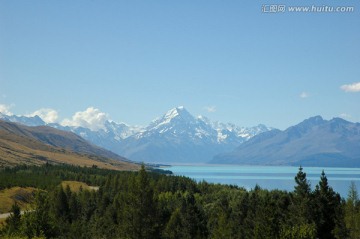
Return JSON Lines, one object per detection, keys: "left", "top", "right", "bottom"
{"left": 0, "top": 112, "right": 45, "bottom": 126}
{"left": 212, "top": 116, "right": 360, "bottom": 167}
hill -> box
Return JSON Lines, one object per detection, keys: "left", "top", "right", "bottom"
{"left": 0, "top": 120, "right": 128, "bottom": 162}
{"left": 212, "top": 116, "right": 360, "bottom": 167}
{"left": 0, "top": 120, "right": 139, "bottom": 170}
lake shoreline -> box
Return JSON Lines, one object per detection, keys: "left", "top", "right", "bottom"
{"left": 167, "top": 164, "right": 360, "bottom": 198}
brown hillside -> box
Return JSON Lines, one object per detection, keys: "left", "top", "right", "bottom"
{"left": 0, "top": 120, "right": 139, "bottom": 171}
{"left": 0, "top": 120, "right": 127, "bottom": 161}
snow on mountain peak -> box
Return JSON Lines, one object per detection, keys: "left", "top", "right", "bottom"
{"left": 164, "top": 107, "right": 181, "bottom": 119}
{"left": 149, "top": 106, "right": 196, "bottom": 129}
{"left": 0, "top": 113, "right": 45, "bottom": 126}
{"left": 142, "top": 107, "right": 274, "bottom": 144}
{"left": 164, "top": 106, "right": 189, "bottom": 119}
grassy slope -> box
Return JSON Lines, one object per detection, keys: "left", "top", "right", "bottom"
{"left": 61, "top": 181, "right": 99, "bottom": 192}
{"left": 0, "top": 187, "right": 37, "bottom": 214}
{"left": 0, "top": 120, "right": 128, "bottom": 161}
{"left": 0, "top": 182, "right": 98, "bottom": 215}
{"left": 0, "top": 129, "right": 139, "bottom": 171}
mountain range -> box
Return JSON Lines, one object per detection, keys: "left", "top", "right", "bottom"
{"left": 4, "top": 109, "right": 358, "bottom": 166}
{"left": 1, "top": 107, "right": 272, "bottom": 164}
{"left": 212, "top": 116, "right": 360, "bottom": 167}
{"left": 116, "top": 107, "right": 271, "bottom": 163}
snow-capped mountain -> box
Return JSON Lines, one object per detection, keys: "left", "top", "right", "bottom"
{"left": 203, "top": 117, "right": 271, "bottom": 143}
{"left": 0, "top": 112, "right": 142, "bottom": 154}
{"left": 137, "top": 106, "right": 218, "bottom": 142}
{"left": 0, "top": 107, "right": 273, "bottom": 164}
{"left": 49, "top": 120, "right": 143, "bottom": 154}
{"left": 0, "top": 113, "right": 45, "bottom": 126}
{"left": 117, "top": 106, "right": 272, "bottom": 163}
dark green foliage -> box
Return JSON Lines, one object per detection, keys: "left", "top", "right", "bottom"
{"left": 345, "top": 182, "right": 360, "bottom": 239}
{"left": 21, "top": 191, "right": 57, "bottom": 238}
{"left": 313, "top": 171, "right": 347, "bottom": 239}
{"left": 4, "top": 202, "right": 21, "bottom": 236}
{"left": 280, "top": 223, "right": 317, "bottom": 239}
{"left": 0, "top": 163, "right": 117, "bottom": 190}
{"left": 294, "top": 166, "right": 311, "bottom": 198}
{"left": 118, "top": 165, "right": 157, "bottom": 239}
{"left": 0, "top": 164, "right": 358, "bottom": 239}
{"left": 287, "top": 166, "right": 315, "bottom": 238}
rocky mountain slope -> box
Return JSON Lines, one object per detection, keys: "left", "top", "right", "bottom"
{"left": 212, "top": 116, "right": 360, "bottom": 167}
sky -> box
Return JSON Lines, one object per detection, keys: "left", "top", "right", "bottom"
{"left": 0, "top": 0, "right": 359, "bottom": 130}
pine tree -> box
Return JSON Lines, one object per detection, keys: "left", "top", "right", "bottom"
{"left": 53, "top": 186, "right": 70, "bottom": 221}
{"left": 120, "top": 164, "right": 157, "bottom": 239}
{"left": 314, "top": 170, "right": 347, "bottom": 239}
{"left": 294, "top": 166, "right": 311, "bottom": 198}
{"left": 21, "top": 191, "right": 57, "bottom": 238}
{"left": 292, "top": 166, "right": 313, "bottom": 224}
{"left": 210, "top": 210, "right": 232, "bottom": 239}
{"left": 163, "top": 208, "right": 191, "bottom": 239}
{"left": 345, "top": 182, "right": 360, "bottom": 239}
{"left": 5, "top": 202, "right": 21, "bottom": 235}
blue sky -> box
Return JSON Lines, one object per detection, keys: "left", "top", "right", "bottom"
{"left": 1, "top": 0, "right": 359, "bottom": 129}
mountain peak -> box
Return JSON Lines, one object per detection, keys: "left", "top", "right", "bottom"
{"left": 297, "top": 115, "right": 324, "bottom": 127}
{"left": 331, "top": 117, "right": 349, "bottom": 124}
{"left": 164, "top": 106, "right": 185, "bottom": 118}
{"left": 162, "top": 106, "right": 194, "bottom": 122}
{"left": 308, "top": 115, "right": 324, "bottom": 122}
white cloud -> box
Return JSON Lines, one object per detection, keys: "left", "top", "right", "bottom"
{"left": 340, "top": 82, "right": 360, "bottom": 92}
{"left": 61, "top": 107, "right": 109, "bottom": 131}
{"left": 0, "top": 104, "right": 13, "bottom": 115}
{"left": 299, "top": 92, "right": 309, "bottom": 99}
{"left": 28, "top": 108, "right": 59, "bottom": 123}
{"left": 204, "top": 106, "right": 216, "bottom": 113}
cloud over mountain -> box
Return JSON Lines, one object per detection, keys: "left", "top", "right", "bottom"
{"left": 28, "top": 108, "right": 58, "bottom": 123}
{"left": 0, "top": 104, "right": 13, "bottom": 116}
{"left": 61, "top": 107, "right": 109, "bottom": 131}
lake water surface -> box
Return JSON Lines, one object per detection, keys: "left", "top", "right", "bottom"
{"left": 167, "top": 164, "right": 360, "bottom": 198}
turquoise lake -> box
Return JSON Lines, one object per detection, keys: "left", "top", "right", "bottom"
{"left": 167, "top": 165, "right": 360, "bottom": 198}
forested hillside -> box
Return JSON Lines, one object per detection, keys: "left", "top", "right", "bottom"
{"left": 1, "top": 164, "right": 360, "bottom": 239}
